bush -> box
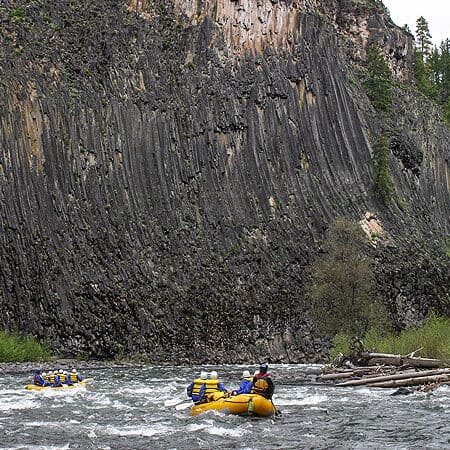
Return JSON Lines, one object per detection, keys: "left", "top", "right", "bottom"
{"left": 330, "top": 314, "right": 450, "bottom": 361}
{"left": 0, "top": 331, "right": 51, "bottom": 362}
{"left": 364, "top": 314, "right": 450, "bottom": 360}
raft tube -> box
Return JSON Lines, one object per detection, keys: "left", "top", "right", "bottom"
{"left": 191, "top": 393, "right": 276, "bottom": 417}
{"left": 25, "top": 381, "right": 87, "bottom": 391}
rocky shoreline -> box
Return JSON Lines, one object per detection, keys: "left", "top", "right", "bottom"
{"left": 0, "top": 359, "right": 144, "bottom": 375}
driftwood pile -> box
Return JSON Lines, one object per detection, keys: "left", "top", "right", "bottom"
{"left": 319, "top": 351, "right": 450, "bottom": 393}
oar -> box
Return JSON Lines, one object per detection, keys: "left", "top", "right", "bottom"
{"left": 164, "top": 398, "right": 185, "bottom": 407}
{"left": 175, "top": 401, "right": 193, "bottom": 411}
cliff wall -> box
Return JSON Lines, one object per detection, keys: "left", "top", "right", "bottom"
{"left": 0, "top": 0, "right": 448, "bottom": 361}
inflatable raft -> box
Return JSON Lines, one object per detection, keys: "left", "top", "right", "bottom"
{"left": 25, "top": 381, "right": 87, "bottom": 391}
{"left": 191, "top": 393, "right": 276, "bottom": 417}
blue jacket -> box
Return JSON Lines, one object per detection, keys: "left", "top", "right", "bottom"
{"left": 235, "top": 378, "right": 253, "bottom": 395}
{"left": 33, "top": 374, "right": 48, "bottom": 386}
{"left": 186, "top": 380, "right": 206, "bottom": 402}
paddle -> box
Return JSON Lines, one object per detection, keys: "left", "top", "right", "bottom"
{"left": 164, "top": 398, "right": 186, "bottom": 407}
{"left": 175, "top": 401, "right": 193, "bottom": 411}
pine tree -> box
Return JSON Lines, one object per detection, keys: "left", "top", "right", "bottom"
{"left": 372, "top": 133, "right": 394, "bottom": 205}
{"left": 362, "top": 45, "right": 393, "bottom": 113}
{"left": 415, "top": 16, "right": 433, "bottom": 59}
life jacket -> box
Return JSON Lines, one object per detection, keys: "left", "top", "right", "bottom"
{"left": 251, "top": 374, "right": 271, "bottom": 397}
{"left": 69, "top": 374, "right": 78, "bottom": 383}
{"left": 47, "top": 373, "right": 56, "bottom": 384}
{"left": 190, "top": 379, "right": 206, "bottom": 397}
{"left": 203, "top": 380, "right": 221, "bottom": 394}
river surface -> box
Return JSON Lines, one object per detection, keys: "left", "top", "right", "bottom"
{"left": 1, "top": 364, "right": 449, "bottom": 449}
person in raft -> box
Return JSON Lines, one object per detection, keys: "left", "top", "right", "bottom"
{"left": 186, "top": 371, "right": 208, "bottom": 403}
{"left": 204, "top": 371, "right": 229, "bottom": 400}
{"left": 33, "top": 369, "right": 49, "bottom": 386}
{"left": 231, "top": 370, "right": 253, "bottom": 396}
{"left": 251, "top": 362, "right": 274, "bottom": 399}
{"left": 69, "top": 369, "right": 83, "bottom": 383}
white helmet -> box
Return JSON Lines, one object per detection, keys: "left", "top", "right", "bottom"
{"left": 42, "top": 372, "right": 46, "bottom": 376}
{"left": 59, "top": 369, "right": 63, "bottom": 373}
{"left": 63, "top": 371, "right": 67, "bottom": 374}
{"left": 200, "top": 371, "right": 207, "bottom": 380}
{"left": 209, "top": 371, "right": 218, "bottom": 380}
{"left": 72, "top": 369, "right": 77, "bottom": 373}
{"left": 242, "top": 370, "right": 251, "bottom": 378}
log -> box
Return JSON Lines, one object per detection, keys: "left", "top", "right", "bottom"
{"left": 321, "top": 372, "right": 356, "bottom": 381}
{"left": 336, "top": 368, "right": 450, "bottom": 387}
{"left": 320, "top": 366, "right": 395, "bottom": 381}
{"left": 365, "top": 374, "right": 450, "bottom": 388}
{"left": 362, "top": 352, "right": 443, "bottom": 368}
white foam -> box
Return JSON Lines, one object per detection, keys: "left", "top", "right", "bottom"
{"left": 206, "top": 425, "right": 247, "bottom": 437}
{"left": 104, "top": 423, "right": 172, "bottom": 437}
{"left": 0, "top": 398, "right": 37, "bottom": 411}
{"left": 277, "top": 394, "right": 328, "bottom": 406}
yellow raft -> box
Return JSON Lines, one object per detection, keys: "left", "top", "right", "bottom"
{"left": 191, "top": 393, "right": 276, "bottom": 417}
{"left": 25, "top": 381, "right": 87, "bottom": 391}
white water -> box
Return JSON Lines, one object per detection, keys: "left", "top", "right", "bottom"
{"left": 1, "top": 365, "right": 449, "bottom": 449}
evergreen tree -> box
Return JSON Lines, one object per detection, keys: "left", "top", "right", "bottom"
{"left": 372, "top": 133, "right": 394, "bottom": 205}
{"left": 439, "top": 39, "right": 450, "bottom": 105}
{"left": 415, "top": 16, "right": 432, "bottom": 58}
{"left": 362, "top": 45, "right": 393, "bottom": 113}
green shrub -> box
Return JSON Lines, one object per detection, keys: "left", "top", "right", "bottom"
{"left": 364, "top": 314, "right": 450, "bottom": 360}
{"left": 0, "top": 331, "right": 51, "bottom": 362}
{"left": 331, "top": 314, "right": 450, "bottom": 361}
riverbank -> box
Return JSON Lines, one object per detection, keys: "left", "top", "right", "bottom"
{"left": 0, "top": 359, "right": 144, "bottom": 375}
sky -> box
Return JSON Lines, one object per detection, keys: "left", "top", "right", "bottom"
{"left": 382, "top": 0, "right": 448, "bottom": 47}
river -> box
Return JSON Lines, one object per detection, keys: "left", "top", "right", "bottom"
{"left": 1, "top": 364, "right": 449, "bottom": 449}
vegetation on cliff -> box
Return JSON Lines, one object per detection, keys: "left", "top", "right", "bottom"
{"left": 413, "top": 17, "right": 450, "bottom": 125}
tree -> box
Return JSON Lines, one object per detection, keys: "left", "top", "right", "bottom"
{"left": 307, "top": 218, "right": 383, "bottom": 338}
{"left": 414, "top": 36, "right": 450, "bottom": 126}
{"left": 362, "top": 44, "right": 393, "bottom": 113}
{"left": 415, "top": 16, "right": 432, "bottom": 59}
{"left": 373, "top": 133, "right": 394, "bottom": 204}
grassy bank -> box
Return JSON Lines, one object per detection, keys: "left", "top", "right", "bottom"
{"left": 0, "top": 331, "right": 51, "bottom": 362}
{"left": 331, "top": 315, "right": 450, "bottom": 361}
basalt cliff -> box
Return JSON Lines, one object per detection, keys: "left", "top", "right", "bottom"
{"left": 0, "top": 0, "right": 448, "bottom": 362}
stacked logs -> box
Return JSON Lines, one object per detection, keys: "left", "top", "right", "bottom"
{"left": 319, "top": 352, "right": 450, "bottom": 390}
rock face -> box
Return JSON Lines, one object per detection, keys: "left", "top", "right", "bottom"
{"left": 0, "top": 0, "right": 448, "bottom": 362}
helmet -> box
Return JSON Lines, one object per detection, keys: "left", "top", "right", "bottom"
{"left": 42, "top": 372, "right": 46, "bottom": 376}
{"left": 200, "top": 371, "right": 208, "bottom": 380}
{"left": 209, "top": 371, "right": 218, "bottom": 380}
{"left": 72, "top": 369, "right": 77, "bottom": 373}
{"left": 259, "top": 362, "right": 268, "bottom": 374}
{"left": 35, "top": 369, "right": 41, "bottom": 374}
{"left": 242, "top": 370, "right": 251, "bottom": 378}
{"left": 59, "top": 369, "right": 63, "bottom": 373}
{"left": 63, "top": 371, "right": 67, "bottom": 374}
